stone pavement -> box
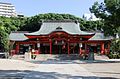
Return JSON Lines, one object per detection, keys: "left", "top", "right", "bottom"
{"left": 0, "top": 59, "right": 120, "bottom": 79}
{"left": 23, "top": 59, "right": 120, "bottom": 79}
{"left": 23, "top": 64, "right": 97, "bottom": 79}
{"left": 80, "top": 62, "right": 120, "bottom": 79}
{"left": 0, "top": 59, "right": 98, "bottom": 79}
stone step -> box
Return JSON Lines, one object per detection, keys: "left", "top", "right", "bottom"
{"left": 11, "top": 55, "right": 24, "bottom": 60}
{"left": 35, "top": 54, "right": 81, "bottom": 60}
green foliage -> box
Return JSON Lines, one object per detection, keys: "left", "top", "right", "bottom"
{"left": 90, "top": 0, "right": 120, "bottom": 36}
{"left": 107, "top": 38, "right": 120, "bottom": 59}
{"left": 110, "top": 39, "right": 120, "bottom": 53}
{"left": 0, "top": 28, "right": 9, "bottom": 51}
{"left": 81, "top": 20, "right": 104, "bottom": 31}
{"left": 0, "top": 16, "right": 26, "bottom": 51}
{"left": 108, "top": 52, "right": 120, "bottom": 59}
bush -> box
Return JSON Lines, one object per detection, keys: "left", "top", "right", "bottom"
{"left": 111, "top": 39, "right": 118, "bottom": 52}
{"left": 108, "top": 39, "right": 120, "bottom": 59}
{"left": 107, "top": 52, "right": 120, "bottom": 59}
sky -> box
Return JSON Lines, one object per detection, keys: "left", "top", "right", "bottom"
{"left": 0, "top": 0, "right": 103, "bottom": 18}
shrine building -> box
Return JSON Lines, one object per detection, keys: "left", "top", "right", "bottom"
{"left": 9, "top": 20, "right": 112, "bottom": 56}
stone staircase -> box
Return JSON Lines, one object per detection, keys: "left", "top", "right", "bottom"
{"left": 35, "top": 54, "right": 81, "bottom": 60}
{"left": 11, "top": 54, "right": 109, "bottom": 61}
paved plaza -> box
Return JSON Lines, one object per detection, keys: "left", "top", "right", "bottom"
{"left": 80, "top": 61, "right": 120, "bottom": 79}
{"left": 0, "top": 59, "right": 120, "bottom": 79}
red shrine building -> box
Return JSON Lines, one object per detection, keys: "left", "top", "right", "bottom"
{"left": 9, "top": 20, "right": 112, "bottom": 56}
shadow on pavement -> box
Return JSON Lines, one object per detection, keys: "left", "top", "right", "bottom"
{"left": 0, "top": 70, "right": 118, "bottom": 79}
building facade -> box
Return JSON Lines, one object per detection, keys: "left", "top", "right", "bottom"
{"left": 0, "top": 2, "right": 16, "bottom": 17}
{"left": 9, "top": 20, "right": 112, "bottom": 56}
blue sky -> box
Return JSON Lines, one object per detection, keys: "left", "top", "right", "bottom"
{"left": 1, "top": 0, "right": 103, "bottom": 17}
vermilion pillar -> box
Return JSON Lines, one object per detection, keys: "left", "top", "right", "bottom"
{"left": 101, "top": 43, "right": 104, "bottom": 55}
{"left": 50, "top": 39, "right": 52, "bottom": 55}
{"left": 68, "top": 39, "right": 70, "bottom": 55}
{"left": 15, "top": 43, "right": 19, "bottom": 55}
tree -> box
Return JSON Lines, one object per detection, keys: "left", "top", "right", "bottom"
{"left": 90, "top": 0, "right": 120, "bottom": 36}
{"left": 0, "top": 16, "right": 24, "bottom": 52}
{"left": 81, "top": 20, "right": 104, "bottom": 31}
{"left": 0, "top": 27, "right": 9, "bottom": 52}
{"left": 19, "top": 13, "right": 81, "bottom": 32}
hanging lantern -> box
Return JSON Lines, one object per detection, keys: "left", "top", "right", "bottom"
{"left": 55, "top": 40, "right": 57, "bottom": 44}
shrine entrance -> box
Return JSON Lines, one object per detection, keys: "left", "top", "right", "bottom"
{"left": 52, "top": 40, "right": 68, "bottom": 54}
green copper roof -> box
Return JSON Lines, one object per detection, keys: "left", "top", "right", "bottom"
{"left": 9, "top": 32, "right": 112, "bottom": 41}
{"left": 89, "top": 33, "right": 112, "bottom": 41}
{"left": 9, "top": 32, "right": 28, "bottom": 41}
{"left": 25, "top": 21, "right": 94, "bottom": 36}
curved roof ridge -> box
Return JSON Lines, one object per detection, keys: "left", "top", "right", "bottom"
{"left": 25, "top": 21, "right": 94, "bottom": 36}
